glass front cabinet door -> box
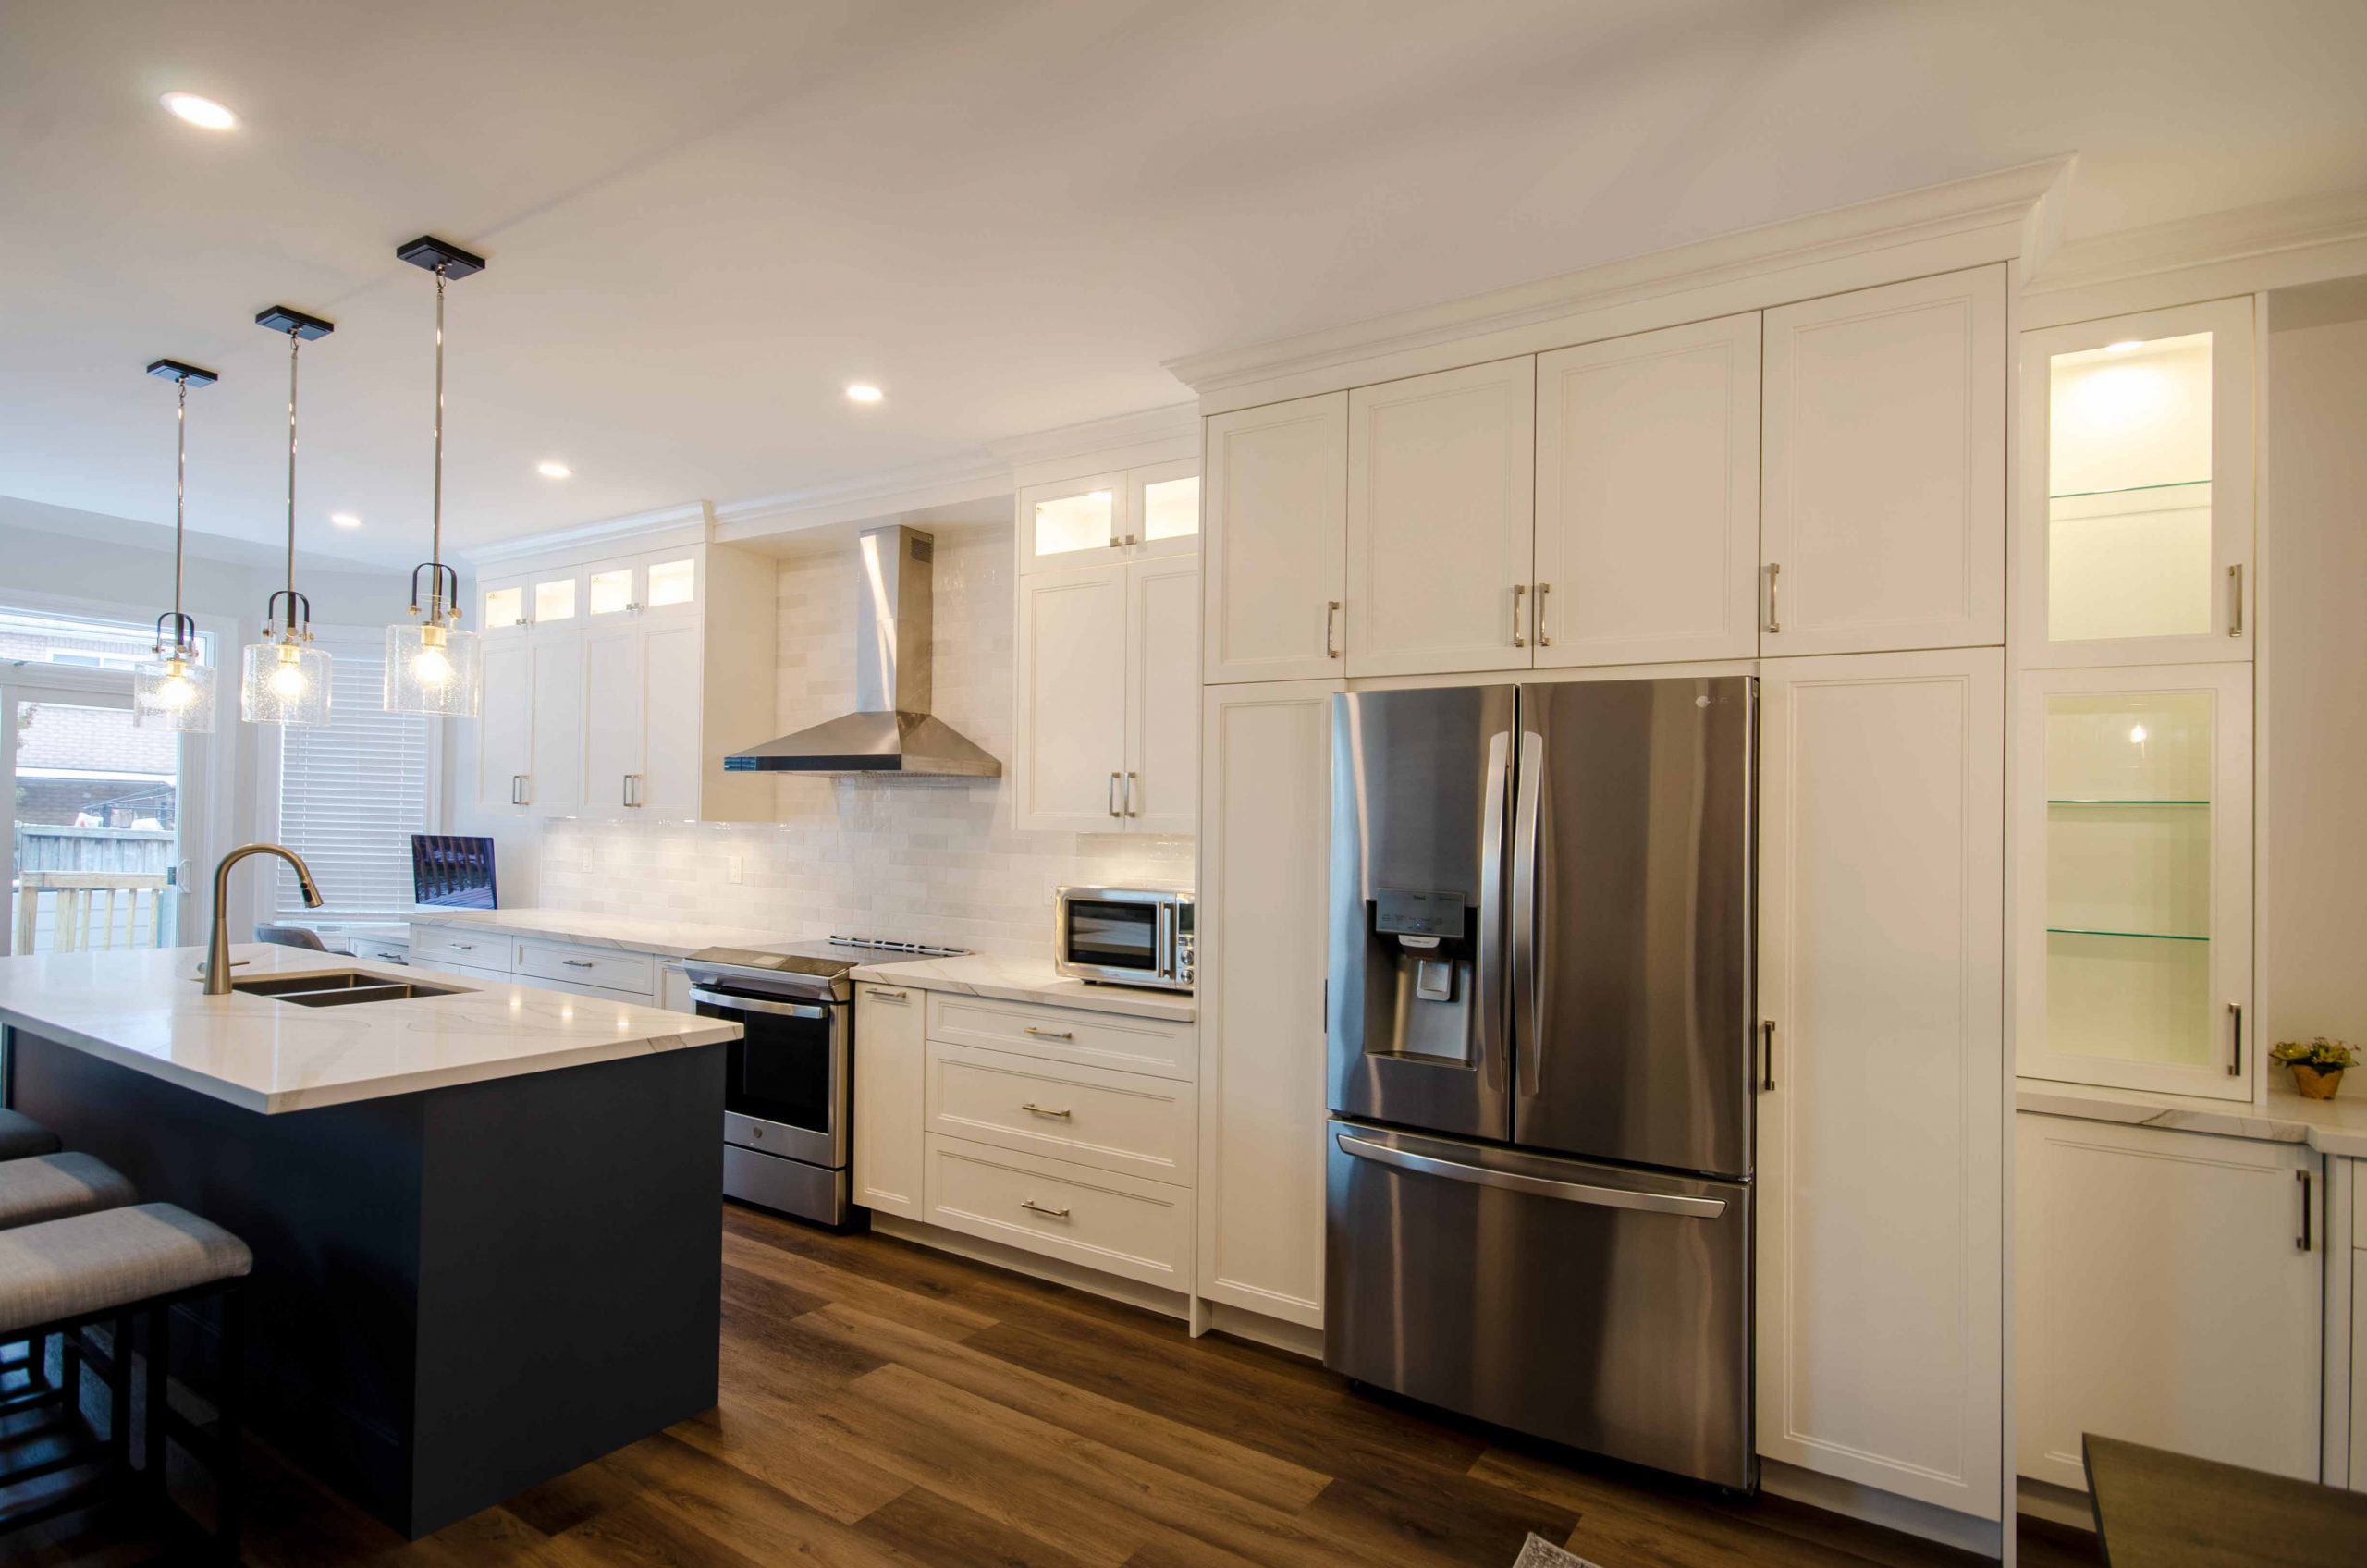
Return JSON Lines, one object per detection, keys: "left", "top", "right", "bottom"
{"left": 2018, "top": 299, "right": 2254, "bottom": 667}
{"left": 1018, "top": 463, "right": 1200, "bottom": 574}
{"left": 2016, "top": 664, "right": 2253, "bottom": 1098}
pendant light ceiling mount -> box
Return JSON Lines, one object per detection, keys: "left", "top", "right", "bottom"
{"left": 253, "top": 303, "right": 335, "bottom": 339}
{"left": 144, "top": 358, "right": 218, "bottom": 387}
{"left": 134, "top": 357, "right": 221, "bottom": 731}
{"left": 240, "top": 304, "right": 336, "bottom": 728}
{"left": 384, "top": 234, "right": 488, "bottom": 718}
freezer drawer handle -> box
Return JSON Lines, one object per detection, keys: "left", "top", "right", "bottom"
{"left": 1335, "top": 1131, "right": 1727, "bottom": 1219}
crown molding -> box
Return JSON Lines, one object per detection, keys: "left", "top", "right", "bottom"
{"left": 458, "top": 500, "right": 714, "bottom": 569}
{"left": 710, "top": 452, "right": 1014, "bottom": 543}
{"left": 1166, "top": 157, "right": 2074, "bottom": 399}
{"left": 2026, "top": 188, "right": 2367, "bottom": 295}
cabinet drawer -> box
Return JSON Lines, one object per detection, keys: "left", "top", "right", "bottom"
{"left": 412, "top": 957, "right": 513, "bottom": 988}
{"left": 349, "top": 938, "right": 413, "bottom": 966}
{"left": 926, "top": 1043, "right": 1194, "bottom": 1184}
{"left": 409, "top": 925, "right": 509, "bottom": 971}
{"left": 925, "top": 993, "right": 1194, "bottom": 1081}
{"left": 514, "top": 939, "right": 656, "bottom": 998}
{"left": 922, "top": 1134, "right": 1191, "bottom": 1292}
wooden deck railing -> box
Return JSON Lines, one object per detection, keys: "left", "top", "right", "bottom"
{"left": 13, "top": 871, "right": 169, "bottom": 954}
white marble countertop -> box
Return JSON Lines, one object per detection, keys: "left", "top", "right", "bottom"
{"left": 0, "top": 944, "right": 740, "bottom": 1116}
{"left": 2017, "top": 1076, "right": 2367, "bottom": 1158}
{"left": 407, "top": 907, "right": 796, "bottom": 961}
{"left": 850, "top": 952, "right": 1196, "bottom": 1023}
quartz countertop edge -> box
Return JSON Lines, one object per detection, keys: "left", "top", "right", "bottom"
{"left": 2017, "top": 1077, "right": 2367, "bottom": 1158}
{"left": 849, "top": 953, "right": 1196, "bottom": 1023}
{"left": 0, "top": 945, "right": 741, "bottom": 1115}
{"left": 407, "top": 908, "right": 797, "bottom": 961}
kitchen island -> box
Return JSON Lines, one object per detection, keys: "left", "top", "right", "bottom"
{"left": 0, "top": 943, "right": 740, "bottom": 1538}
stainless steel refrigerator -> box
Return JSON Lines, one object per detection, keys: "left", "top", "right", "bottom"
{"left": 1324, "top": 676, "right": 1757, "bottom": 1489}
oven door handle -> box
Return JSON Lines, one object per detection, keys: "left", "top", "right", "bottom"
{"left": 690, "top": 988, "right": 831, "bottom": 1020}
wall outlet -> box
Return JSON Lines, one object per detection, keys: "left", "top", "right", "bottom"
{"left": 728, "top": 856, "right": 744, "bottom": 885}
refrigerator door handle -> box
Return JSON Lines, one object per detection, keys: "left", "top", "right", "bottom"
{"left": 1477, "top": 729, "right": 1512, "bottom": 1094}
{"left": 1511, "top": 727, "right": 1545, "bottom": 1099}
{"left": 1335, "top": 1129, "right": 1728, "bottom": 1219}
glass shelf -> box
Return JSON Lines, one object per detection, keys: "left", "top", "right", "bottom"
{"left": 2048, "top": 478, "right": 2211, "bottom": 502}
{"left": 2047, "top": 927, "right": 2209, "bottom": 944}
{"left": 2046, "top": 799, "right": 2208, "bottom": 806}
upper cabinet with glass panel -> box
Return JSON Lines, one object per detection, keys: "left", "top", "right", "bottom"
{"left": 584, "top": 550, "right": 699, "bottom": 621}
{"left": 2019, "top": 299, "right": 2254, "bottom": 667}
{"left": 1018, "top": 460, "right": 1200, "bottom": 573}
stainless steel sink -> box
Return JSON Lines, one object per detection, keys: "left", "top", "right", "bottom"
{"left": 230, "top": 972, "right": 468, "bottom": 1007}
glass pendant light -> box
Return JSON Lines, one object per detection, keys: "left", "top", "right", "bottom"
{"left": 384, "top": 237, "right": 486, "bottom": 717}
{"left": 134, "top": 358, "right": 221, "bottom": 731}
{"left": 239, "top": 305, "right": 335, "bottom": 727}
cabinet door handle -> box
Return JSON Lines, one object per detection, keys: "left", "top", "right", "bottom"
{"left": 1021, "top": 1102, "right": 1073, "bottom": 1119}
{"left": 562, "top": 959, "right": 595, "bottom": 969}
{"left": 1020, "top": 1200, "right": 1072, "bottom": 1219}
{"left": 451, "top": 943, "right": 476, "bottom": 952}
{"left": 2228, "top": 564, "right": 2244, "bottom": 638}
{"left": 1765, "top": 562, "right": 1782, "bottom": 634}
{"left": 1108, "top": 772, "right": 1122, "bottom": 818}
{"left": 510, "top": 774, "right": 525, "bottom": 806}
{"left": 2229, "top": 1002, "right": 2244, "bottom": 1076}
{"left": 1024, "top": 1026, "right": 1075, "bottom": 1041}
{"left": 1535, "top": 582, "right": 1551, "bottom": 647}
{"left": 1325, "top": 600, "right": 1342, "bottom": 659}
{"left": 1511, "top": 582, "right": 1527, "bottom": 648}
{"left": 2299, "top": 1170, "right": 2313, "bottom": 1252}
{"left": 1125, "top": 771, "right": 1138, "bottom": 817}
{"left": 1760, "top": 1020, "right": 1776, "bottom": 1090}
{"left": 868, "top": 987, "right": 910, "bottom": 1002}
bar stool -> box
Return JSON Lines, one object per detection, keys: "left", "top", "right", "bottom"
{"left": 0, "top": 1109, "right": 62, "bottom": 1162}
{"left": 0, "top": 1203, "right": 251, "bottom": 1559}
{"left": 0, "top": 1153, "right": 141, "bottom": 1420}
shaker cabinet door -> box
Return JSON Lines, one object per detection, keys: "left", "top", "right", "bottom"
{"left": 1015, "top": 563, "right": 1129, "bottom": 831}
{"left": 1124, "top": 555, "right": 1200, "bottom": 835}
{"left": 1203, "top": 394, "right": 1347, "bottom": 683}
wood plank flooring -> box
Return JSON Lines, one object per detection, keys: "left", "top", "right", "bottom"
{"left": 8, "top": 1202, "right": 2096, "bottom": 1568}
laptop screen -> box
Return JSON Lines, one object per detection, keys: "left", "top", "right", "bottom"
{"left": 411, "top": 835, "right": 498, "bottom": 910}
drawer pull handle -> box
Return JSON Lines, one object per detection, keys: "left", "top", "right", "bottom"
{"left": 451, "top": 943, "right": 475, "bottom": 952}
{"left": 869, "top": 987, "right": 910, "bottom": 1001}
{"left": 1021, "top": 1102, "right": 1073, "bottom": 1119}
{"left": 1020, "top": 1200, "right": 1072, "bottom": 1219}
{"left": 1024, "top": 1026, "right": 1075, "bottom": 1041}
{"left": 562, "top": 960, "right": 595, "bottom": 969}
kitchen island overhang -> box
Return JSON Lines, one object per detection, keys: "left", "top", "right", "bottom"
{"left": 0, "top": 944, "right": 742, "bottom": 1539}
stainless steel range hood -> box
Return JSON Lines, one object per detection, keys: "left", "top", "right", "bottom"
{"left": 726, "top": 524, "right": 1001, "bottom": 777}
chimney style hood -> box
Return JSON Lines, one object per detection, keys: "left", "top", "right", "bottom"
{"left": 726, "top": 524, "right": 1001, "bottom": 777}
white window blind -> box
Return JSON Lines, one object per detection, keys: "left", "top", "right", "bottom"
{"left": 274, "top": 631, "right": 435, "bottom": 917}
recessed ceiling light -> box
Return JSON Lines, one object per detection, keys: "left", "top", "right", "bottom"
{"left": 329, "top": 512, "right": 362, "bottom": 529}
{"left": 2103, "top": 339, "right": 2145, "bottom": 354}
{"left": 160, "top": 92, "right": 237, "bottom": 130}
{"left": 536, "top": 460, "right": 572, "bottom": 479}
{"left": 845, "top": 384, "right": 884, "bottom": 404}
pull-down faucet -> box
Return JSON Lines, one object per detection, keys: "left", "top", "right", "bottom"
{"left": 202, "top": 842, "right": 323, "bottom": 995}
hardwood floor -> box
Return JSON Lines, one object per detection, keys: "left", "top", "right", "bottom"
{"left": 8, "top": 1202, "right": 2073, "bottom": 1567}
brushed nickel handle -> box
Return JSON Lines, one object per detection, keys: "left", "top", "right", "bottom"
{"left": 1020, "top": 1200, "right": 1072, "bottom": 1219}
{"left": 2299, "top": 1170, "right": 2314, "bottom": 1252}
{"left": 2229, "top": 1002, "right": 2244, "bottom": 1076}
{"left": 1511, "top": 582, "right": 1527, "bottom": 648}
{"left": 1024, "top": 1026, "right": 1075, "bottom": 1041}
{"left": 1760, "top": 1021, "right": 1776, "bottom": 1091}
{"left": 2228, "top": 564, "right": 2244, "bottom": 637}
{"left": 1021, "top": 1102, "right": 1073, "bottom": 1119}
{"left": 1125, "top": 771, "right": 1138, "bottom": 816}
{"left": 1108, "top": 772, "right": 1122, "bottom": 817}
{"left": 562, "top": 960, "right": 595, "bottom": 969}
{"left": 1765, "top": 562, "right": 1782, "bottom": 634}
{"left": 1535, "top": 582, "right": 1551, "bottom": 647}
{"left": 868, "top": 987, "right": 910, "bottom": 1002}
{"left": 1325, "top": 601, "right": 1341, "bottom": 658}
{"left": 510, "top": 774, "right": 525, "bottom": 806}
{"left": 451, "top": 943, "right": 475, "bottom": 952}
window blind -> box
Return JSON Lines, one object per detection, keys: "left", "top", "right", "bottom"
{"left": 274, "top": 632, "right": 434, "bottom": 917}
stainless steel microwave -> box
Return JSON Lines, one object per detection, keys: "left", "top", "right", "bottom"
{"left": 1053, "top": 886, "right": 1194, "bottom": 991}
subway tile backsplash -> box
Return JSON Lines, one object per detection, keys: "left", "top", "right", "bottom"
{"left": 540, "top": 527, "right": 1192, "bottom": 957}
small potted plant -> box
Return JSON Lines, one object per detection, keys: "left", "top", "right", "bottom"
{"left": 2270, "top": 1036, "right": 2359, "bottom": 1100}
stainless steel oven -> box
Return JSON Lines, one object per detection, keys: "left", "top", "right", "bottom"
{"left": 1053, "top": 886, "right": 1194, "bottom": 991}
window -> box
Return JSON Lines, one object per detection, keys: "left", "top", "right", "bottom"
{"left": 272, "top": 631, "right": 436, "bottom": 918}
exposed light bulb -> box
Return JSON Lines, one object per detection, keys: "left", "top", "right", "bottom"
{"left": 270, "top": 650, "right": 310, "bottom": 700}
{"left": 2129, "top": 724, "right": 2148, "bottom": 743}
{"left": 411, "top": 645, "right": 453, "bottom": 687}
{"left": 156, "top": 670, "right": 196, "bottom": 710}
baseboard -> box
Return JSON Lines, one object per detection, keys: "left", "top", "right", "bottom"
{"left": 1760, "top": 1459, "right": 2005, "bottom": 1559}
{"left": 1205, "top": 1300, "right": 1323, "bottom": 1361}
{"left": 2016, "top": 1476, "right": 2096, "bottom": 1531}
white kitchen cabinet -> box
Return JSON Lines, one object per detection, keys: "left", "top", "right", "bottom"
{"left": 582, "top": 620, "right": 712, "bottom": 816}
{"left": 2017, "top": 1115, "right": 2321, "bottom": 1490}
{"left": 474, "top": 634, "right": 584, "bottom": 816}
{"left": 1203, "top": 393, "right": 1348, "bottom": 683}
{"left": 1757, "top": 647, "right": 2004, "bottom": 1518}
{"left": 2018, "top": 298, "right": 2254, "bottom": 668}
{"left": 1345, "top": 357, "right": 1536, "bottom": 677}
{"left": 1761, "top": 265, "right": 2006, "bottom": 657}
{"left": 1014, "top": 557, "right": 1196, "bottom": 835}
{"left": 1533, "top": 314, "right": 1761, "bottom": 668}
{"left": 580, "top": 547, "right": 703, "bottom": 624}
{"left": 582, "top": 624, "right": 645, "bottom": 815}
{"left": 853, "top": 981, "right": 926, "bottom": 1221}
{"left": 1019, "top": 460, "right": 1200, "bottom": 575}
{"left": 2014, "top": 663, "right": 2252, "bottom": 1099}
{"left": 1194, "top": 678, "right": 1339, "bottom": 1330}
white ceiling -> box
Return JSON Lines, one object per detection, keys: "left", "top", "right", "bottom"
{"left": 6, "top": 0, "right": 2365, "bottom": 566}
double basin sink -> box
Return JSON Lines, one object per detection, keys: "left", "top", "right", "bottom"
{"left": 230, "top": 971, "right": 469, "bottom": 1009}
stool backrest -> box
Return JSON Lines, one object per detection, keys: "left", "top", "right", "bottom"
{"left": 252, "top": 924, "right": 330, "bottom": 952}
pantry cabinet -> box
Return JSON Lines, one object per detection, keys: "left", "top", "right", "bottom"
{"left": 1344, "top": 358, "right": 1536, "bottom": 677}
{"left": 2017, "top": 1115, "right": 2320, "bottom": 1490}
{"left": 1194, "top": 678, "right": 1339, "bottom": 1329}
{"left": 1533, "top": 313, "right": 1762, "bottom": 667}
{"left": 1014, "top": 555, "right": 1196, "bottom": 834}
{"left": 2018, "top": 298, "right": 2255, "bottom": 668}
{"left": 1756, "top": 647, "right": 2004, "bottom": 1518}
{"left": 1761, "top": 265, "right": 2006, "bottom": 657}
{"left": 2014, "top": 663, "right": 2253, "bottom": 1099}
{"left": 1203, "top": 393, "right": 1348, "bottom": 683}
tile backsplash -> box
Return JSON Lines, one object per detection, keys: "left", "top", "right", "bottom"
{"left": 540, "top": 526, "right": 1192, "bottom": 957}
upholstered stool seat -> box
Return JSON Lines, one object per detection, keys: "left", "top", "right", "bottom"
{"left": 0, "top": 1204, "right": 250, "bottom": 1339}
{"left": 0, "top": 1154, "right": 137, "bottom": 1231}
{"left": 0, "top": 1109, "right": 62, "bottom": 1162}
